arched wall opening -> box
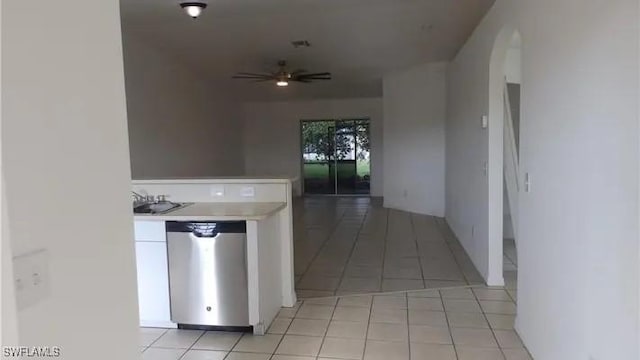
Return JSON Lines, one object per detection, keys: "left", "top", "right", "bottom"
{"left": 502, "top": 31, "right": 521, "bottom": 298}
{"left": 487, "top": 26, "right": 521, "bottom": 287}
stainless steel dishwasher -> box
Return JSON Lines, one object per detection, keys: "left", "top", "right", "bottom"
{"left": 166, "top": 221, "right": 249, "bottom": 328}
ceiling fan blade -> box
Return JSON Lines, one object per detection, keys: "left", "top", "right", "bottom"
{"left": 296, "top": 72, "right": 331, "bottom": 78}
{"left": 232, "top": 75, "right": 275, "bottom": 79}
{"left": 295, "top": 76, "right": 331, "bottom": 81}
{"left": 294, "top": 77, "right": 331, "bottom": 82}
{"left": 234, "top": 72, "right": 273, "bottom": 77}
{"left": 298, "top": 76, "right": 332, "bottom": 80}
{"left": 232, "top": 62, "right": 331, "bottom": 84}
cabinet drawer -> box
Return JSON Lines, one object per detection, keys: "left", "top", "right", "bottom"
{"left": 134, "top": 220, "right": 166, "bottom": 242}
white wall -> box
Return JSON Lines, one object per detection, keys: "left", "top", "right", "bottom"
{"left": 242, "top": 98, "right": 383, "bottom": 196}
{"left": 2, "top": 180, "right": 18, "bottom": 345}
{"left": 503, "top": 185, "right": 514, "bottom": 239}
{"left": 503, "top": 41, "right": 520, "bottom": 240}
{"left": 382, "top": 62, "right": 447, "bottom": 217}
{"left": 2, "top": 1, "right": 140, "bottom": 359}
{"left": 504, "top": 46, "right": 522, "bottom": 84}
{"left": 122, "top": 34, "right": 244, "bottom": 179}
{"left": 0, "top": 1, "right": 19, "bottom": 344}
{"left": 446, "top": 0, "right": 639, "bottom": 359}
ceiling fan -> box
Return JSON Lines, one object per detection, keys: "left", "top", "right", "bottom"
{"left": 232, "top": 60, "right": 332, "bottom": 87}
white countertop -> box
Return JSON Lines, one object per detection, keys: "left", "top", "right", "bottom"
{"left": 132, "top": 176, "right": 298, "bottom": 185}
{"left": 134, "top": 202, "right": 287, "bottom": 221}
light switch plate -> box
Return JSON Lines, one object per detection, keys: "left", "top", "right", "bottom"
{"left": 13, "top": 249, "right": 50, "bottom": 310}
{"left": 481, "top": 115, "right": 488, "bottom": 129}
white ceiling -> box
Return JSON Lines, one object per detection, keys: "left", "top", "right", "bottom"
{"left": 120, "top": 0, "right": 495, "bottom": 101}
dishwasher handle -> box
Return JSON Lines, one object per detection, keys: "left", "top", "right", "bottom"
{"left": 166, "top": 221, "right": 247, "bottom": 237}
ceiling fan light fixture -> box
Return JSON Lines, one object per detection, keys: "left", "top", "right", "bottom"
{"left": 180, "top": 2, "right": 207, "bottom": 18}
{"left": 276, "top": 72, "right": 290, "bottom": 87}
{"left": 231, "top": 60, "right": 331, "bottom": 86}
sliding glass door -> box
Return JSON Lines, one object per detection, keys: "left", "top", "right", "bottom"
{"left": 301, "top": 120, "right": 336, "bottom": 194}
{"left": 302, "top": 119, "right": 370, "bottom": 195}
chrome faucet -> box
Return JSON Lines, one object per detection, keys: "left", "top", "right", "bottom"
{"left": 132, "top": 191, "right": 182, "bottom": 214}
{"left": 132, "top": 191, "right": 148, "bottom": 205}
{"left": 132, "top": 191, "right": 169, "bottom": 205}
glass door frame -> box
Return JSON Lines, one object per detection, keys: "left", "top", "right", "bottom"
{"left": 300, "top": 118, "right": 371, "bottom": 196}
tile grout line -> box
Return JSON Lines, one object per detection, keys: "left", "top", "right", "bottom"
{"left": 409, "top": 214, "right": 428, "bottom": 291}
{"left": 173, "top": 329, "right": 207, "bottom": 360}
{"left": 221, "top": 332, "right": 244, "bottom": 360}
{"left": 403, "top": 291, "right": 413, "bottom": 360}
{"left": 229, "top": 301, "right": 303, "bottom": 360}
{"left": 297, "top": 201, "right": 344, "bottom": 280}
{"left": 334, "top": 203, "right": 372, "bottom": 296}
{"left": 144, "top": 328, "right": 169, "bottom": 350}
{"left": 312, "top": 298, "right": 340, "bottom": 359}
{"left": 378, "top": 208, "right": 391, "bottom": 294}
{"left": 272, "top": 304, "right": 299, "bottom": 335}
{"left": 439, "top": 290, "right": 461, "bottom": 360}
{"left": 361, "top": 287, "right": 376, "bottom": 360}
{"left": 432, "top": 217, "right": 474, "bottom": 286}
{"left": 297, "top": 201, "right": 349, "bottom": 296}
{"left": 266, "top": 301, "right": 305, "bottom": 360}
{"left": 471, "top": 289, "right": 508, "bottom": 360}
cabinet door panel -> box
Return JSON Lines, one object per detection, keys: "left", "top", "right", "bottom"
{"left": 136, "top": 242, "right": 171, "bottom": 325}
{"left": 134, "top": 221, "right": 166, "bottom": 242}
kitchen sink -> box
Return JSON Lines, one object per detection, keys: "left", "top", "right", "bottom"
{"left": 134, "top": 202, "right": 187, "bottom": 215}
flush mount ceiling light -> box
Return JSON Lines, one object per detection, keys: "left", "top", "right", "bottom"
{"left": 180, "top": 2, "right": 207, "bottom": 19}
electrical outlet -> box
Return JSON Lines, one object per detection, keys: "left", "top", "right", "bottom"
{"left": 210, "top": 185, "right": 225, "bottom": 197}
{"left": 13, "top": 249, "right": 50, "bottom": 310}
{"left": 403, "top": 189, "right": 408, "bottom": 198}
{"left": 241, "top": 186, "right": 255, "bottom": 198}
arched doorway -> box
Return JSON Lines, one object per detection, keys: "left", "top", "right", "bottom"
{"left": 502, "top": 31, "right": 522, "bottom": 297}
{"left": 487, "top": 27, "right": 522, "bottom": 289}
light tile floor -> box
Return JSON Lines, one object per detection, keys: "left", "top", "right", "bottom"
{"left": 293, "top": 198, "right": 485, "bottom": 298}
{"left": 140, "top": 285, "right": 529, "bottom": 359}
{"left": 139, "top": 199, "right": 530, "bottom": 359}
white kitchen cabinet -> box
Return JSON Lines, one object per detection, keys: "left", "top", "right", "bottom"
{"left": 135, "top": 241, "right": 174, "bottom": 328}
{"left": 134, "top": 220, "right": 166, "bottom": 242}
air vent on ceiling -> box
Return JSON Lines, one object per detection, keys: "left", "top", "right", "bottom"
{"left": 291, "top": 40, "right": 311, "bottom": 48}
